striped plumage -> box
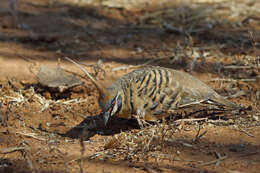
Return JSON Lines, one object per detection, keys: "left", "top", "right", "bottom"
{"left": 103, "top": 67, "right": 239, "bottom": 121}
{"left": 65, "top": 58, "right": 240, "bottom": 125}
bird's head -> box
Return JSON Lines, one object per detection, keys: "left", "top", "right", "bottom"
{"left": 99, "top": 87, "right": 122, "bottom": 125}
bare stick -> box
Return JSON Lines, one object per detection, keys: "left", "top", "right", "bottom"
{"left": 214, "top": 152, "right": 222, "bottom": 168}
{"left": 63, "top": 57, "right": 106, "bottom": 95}
{"left": 0, "top": 146, "right": 29, "bottom": 154}
{"left": 193, "top": 125, "right": 207, "bottom": 142}
{"left": 63, "top": 57, "right": 96, "bottom": 84}
{"left": 238, "top": 128, "right": 255, "bottom": 138}
{"left": 210, "top": 78, "right": 256, "bottom": 82}
{"left": 174, "top": 118, "right": 208, "bottom": 123}
{"left": 193, "top": 125, "right": 201, "bottom": 142}
{"left": 15, "top": 132, "right": 47, "bottom": 141}
{"left": 223, "top": 65, "right": 260, "bottom": 69}
{"left": 198, "top": 156, "right": 227, "bottom": 167}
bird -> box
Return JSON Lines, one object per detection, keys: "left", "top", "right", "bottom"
{"left": 64, "top": 57, "right": 240, "bottom": 126}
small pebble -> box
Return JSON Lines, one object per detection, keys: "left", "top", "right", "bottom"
{"left": 252, "top": 115, "right": 259, "bottom": 121}
{"left": 228, "top": 119, "right": 234, "bottom": 124}
{"left": 207, "top": 123, "right": 214, "bottom": 127}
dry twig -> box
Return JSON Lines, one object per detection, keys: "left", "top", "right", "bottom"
{"left": 174, "top": 118, "right": 208, "bottom": 123}
{"left": 198, "top": 156, "right": 227, "bottom": 167}
{"left": 15, "top": 132, "right": 47, "bottom": 141}
{"left": 210, "top": 78, "right": 256, "bottom": 82}
{"left": 235, "top": 128, "right": 255, "bottom": 138}
{"left": 193, "top": 125, "right": 207, "bottom": 142}
{"left": 0, "top": 146, "right": 29, "bottom": 154}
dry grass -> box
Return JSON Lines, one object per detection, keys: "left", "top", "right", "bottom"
{"left": 89, "top": 122, "right": 180, "bottom": 162}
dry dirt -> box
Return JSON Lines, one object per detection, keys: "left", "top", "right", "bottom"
{"left": 0, "top": 0, "right": 260, "bottom": 172}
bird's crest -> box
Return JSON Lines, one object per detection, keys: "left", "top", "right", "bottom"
{"left": 63, "top": 57, "right": 109, "bottom": 100}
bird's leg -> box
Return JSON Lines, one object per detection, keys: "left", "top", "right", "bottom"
{"left": 134, "top": 109, "right": 150, "bottom": 128}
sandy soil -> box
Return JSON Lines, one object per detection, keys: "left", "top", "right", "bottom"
{"left": 0, "top": 0, "right": 260, "bottom": 172}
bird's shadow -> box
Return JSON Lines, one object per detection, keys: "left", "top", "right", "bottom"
{"left": 63, "top": 105, "right": 249, "bottom": 140}
{"left": 63, "top": 114, "right": 140, "bottom": 140}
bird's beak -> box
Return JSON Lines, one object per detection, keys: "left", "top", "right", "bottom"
{"left": 103, "top": 111, "right": 110, "bottom": 126}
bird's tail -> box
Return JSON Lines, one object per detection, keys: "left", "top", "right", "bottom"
{"left": 211, "top": 94, "right": 241, "bottom": 110}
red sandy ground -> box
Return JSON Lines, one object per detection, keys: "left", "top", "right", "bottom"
{"left": 0, "top": 0, "right": 259, "bottom": 172}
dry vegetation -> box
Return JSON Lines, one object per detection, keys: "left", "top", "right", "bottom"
{"left": 0, "top": 0, "right": 260, "bottom": 172}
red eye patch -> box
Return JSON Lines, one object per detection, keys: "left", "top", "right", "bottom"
{"left": 107, "top": 105, "right": 113, "bottom": 113}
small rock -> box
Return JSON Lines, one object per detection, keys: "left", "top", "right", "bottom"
{"left": 36, "top": 66, "right": 83, "bottom": 92}
{"left": 49, "top": 139, "right": 55, "bottom": 144}
{"left": 136, "top": 47, "right": 143, "bottom": 53}
{"left": 252, "top": 115, "right": 259, "bottom": 121}
{"left": 228, "top": 119, "right": 234, "bottom": 124}
{"left": 207, "top": 123, "right": 214, "bottom": 127}
{"left": 182, "top": 142, "right": 193, "bottom": 148}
